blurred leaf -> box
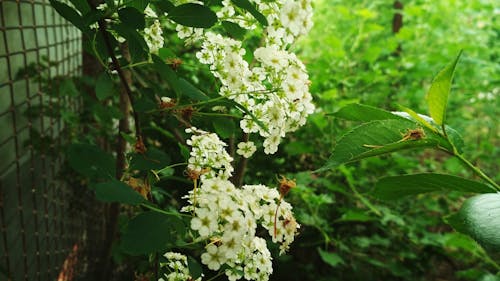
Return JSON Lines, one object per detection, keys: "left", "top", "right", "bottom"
{"left": 320, "top": 119, "right": 439, "bottom": 171}
{"left": 425, "top": 51, "right": 462, "bottom": 125}
{"left": 49, "top": 0, "right": 87, "bottom": 33}
{"left": 69, "top": 0, "right": 90, "bottom": 14}
{"left": 284, "top": 141, "right": 314, "bottom": 156}
{"left": 231, "top": 0, "right": 268, "bottom": 26}
{"left": 373, "top": 173, "right": 495, "bottom": 200}
{"left": 126, "top": 0, "right": 149, "bottom": 11}
{"left": 92, "top": 180, "right": 146, "bottom": 205}
{"left": 158, "top": 47, "right": 176, "bottom": 60}
{"left": 168, "top": 3, "right": 217, "bottom": 28}
{"left": 118, "top": 7, "right": 145, "bottom": 29}
{"left": 336, "top": 210, "right": 376, "bottom": 223}
{"left": 59, "top": 78, "right": 79, "bottom": 97}
{"left": 67, "top": 143, "right": 115, "bottom": 179}
{"left": 212, "top": 117, "right": 235, "bottom": 138}
{"left": 318, "top": 248, "right": 344, "bottom": 267}
{"left": 95, "top": 73, "right": 114, "bottom": 100}
{"left": 446, "top": 193, "right": 500, "bottom": 252}
{"left": 121, "top": 211, "right": 177, "bottom": 255}
{"left": 222, "top": 21, "right": 246, "bottom": 39}
{"left": 332, "top": 103, "right": 401, "bottom": 122}
{"left": 178, "top": 78, "right": 209, "bottom": 101}
{"left": 187, "top": 256, "right": 203, "bottom": 279}
{"left": 130, "top": 147, "right": 171, "bottom": 171}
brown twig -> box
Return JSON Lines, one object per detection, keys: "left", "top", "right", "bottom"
{"left": 232, "top": 133, "right": 249, "bottom": 187}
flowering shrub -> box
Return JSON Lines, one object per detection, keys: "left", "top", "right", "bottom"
{"left": 50, "top": 0, "right": 313, "bottom": 279}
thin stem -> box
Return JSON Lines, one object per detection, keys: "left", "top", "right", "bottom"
{"left": 339, "top": 166, "right": 382, "bottom": 216}
{"left": 122, "top": 60, "right": 152, "bottom": 69}
{"left": 454, "top": 153, "right": 500, "bottom": 191}
{"left": 206, "top": 271, "right": 225, "bottom": 281}
{"left": 97, "top": 20, "right": 143, "bottom": 142}
{"left": 140, "top": 203, "right": 191, "bottom": 218}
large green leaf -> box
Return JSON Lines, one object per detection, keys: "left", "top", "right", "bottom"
{"left": 320, "top": 119, "right": 440, "bottom": 171}
{"left": 121, "top": 211, "right": 182, "bottom": 255}
{"left": 372, "top": 173, "right": 495, "bottom": 200}
{"left": 222, "top": 21, "right": 246, "bottom": 40}
{"left": 231, "top": 0, "right": 268, "bottom": 26}
{"left": 129, "top": 147, "right": 171, "bottom": 171}
{"left": 67, "top": 143, "right": 115, "bottom": 179}
{"left": 446, "top": 193, "right": 500, "bottom": 252}
{"left": 49, "top": 0, "right": 87, "bottom": 33}
{"left": 318, "top": 248, "right": 344, "bottom": 267}
{"left": 425, "top": 51, "right": 462, "bottom": 125}
{"left": 92, "top": 180, "right": 146, "bottom": 205}
{"left": 95, "top": 73, "right": 114, "bottom": 100}
{"left": 168, "top": 3, "right": 217, "bottom": 28}
{"left": 178, "top": 78, "right": 209, "bottom": 101}
{"left": 332, "top": 103, "right": 401, "bottom": 122}
{"left": 118, "top": 7, "right": 145, "bottom": 29}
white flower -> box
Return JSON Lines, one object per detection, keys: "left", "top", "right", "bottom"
{"left": 237, "top": 141, "right": 257, "bottom": 158}
{"left": 144, "top": 20, "right": 164, "bottom": 54}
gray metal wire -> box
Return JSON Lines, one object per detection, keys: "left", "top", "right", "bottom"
{"left": 0, "top": 1, "right": 105, "bottom": 280}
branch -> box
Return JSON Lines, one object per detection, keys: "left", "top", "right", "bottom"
{"left": 232, "top": 133, "right": 249, "bottom": 187}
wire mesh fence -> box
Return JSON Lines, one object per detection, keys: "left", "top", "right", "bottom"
{"left": 0, "top": 1, "right": 105, "bottom": 280}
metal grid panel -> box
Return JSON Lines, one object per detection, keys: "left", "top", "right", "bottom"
{"left": 0, "top": 1, "right": 105, "bottom": 280}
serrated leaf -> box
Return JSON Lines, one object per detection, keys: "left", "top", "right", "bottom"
{"left": 92, "top": 180, "right": 146, "bottom": 205}
{"left": 121, "top": 211, "right": 178, "bottom": 255}
{"left": 425, "top": 51, "right": 462, "bottom": 125}
{"left": 95, "top": 73, "right": 114, "bottom": 100}
{"left": 231, "top": 0, "right": 268, "bottom": 26}
{"left": 318, "top": 248, "right": 344, "bottom": 267}
{"left": 319, "top": 119, "right": 440, "bottom": 171}
{"left": 372, "top": 173, "right": 495, "bottom": 200}
{"left": 178, "top": 78, "right": 209, "bottom": 101}
{"left": 118, "top": 7, "right": 145, "bottom": 29}
{"left": 67, "top": 143, "right": 115, "bottom": 179}
{"left": 168, "top": 3, "right": 217, "bottom": 28}
{"left": 398, "top": 105, "right": 439, "bottom": 133}
{"left": 446, "top": 193, "right": 500, "bottom": 252}
{"left": 331, "top": 103, "right": 401, "bottom": 122}
{"left": 153, "top": 55, "right": 181, "bottom": 96}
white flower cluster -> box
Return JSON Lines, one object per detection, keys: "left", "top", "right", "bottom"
{"left": 144, "top": 19, "right": 164, "bottom": 54}
{"left": 158, "top": 252, "right": 202, "bottom": 281}
{"left": 169, "top": 0, "right": 314, "bottom": 154}
{"left": 181, "top": 178, "right": 299, "bottom": 281}
{"left": 185, "top": 127, "right": 234, "bottom": 180}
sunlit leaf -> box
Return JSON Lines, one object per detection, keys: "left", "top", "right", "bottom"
{"left": 425, "top": 51, "right": 462, "bottom": 125}
{"left": 373, "top": 173, "right": 495, "bottom": 200}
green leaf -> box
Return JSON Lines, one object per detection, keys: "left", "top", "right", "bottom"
{"left": 126, "top": 0, "right": 150, "bottom": 11}
{"left": 320, "top": 119, "right": 439, "bottom": 171}
{"left": 187, "top": 256, "right": 203, "bottom": 279}
{"left": 332, "top": 103, "right": 401, "bottom": 122}
{"left": 59, "top": 78, "right": 79, "bottom": 97}
{"left": 67, "top": 143, "right": 115, "bottom": 179}
{"left": 318, "top": 248, "right": 344, "bottom": 267}
{"left": 152, "top": 0, "right": 174, "bottom": 13}
{"left": 372, "top": 173, "right": 495, "bottom": 200}
{"left": 212, "top": 117, "right": 235, "bottom": 138}
{"left": 335, "top": 210, "right": 376, "bottom": 223}
{"left": 425, "top": 51, "right": 462, "bottom": 125}
{"left": 178, "top": 78, "right": 209, "bottom": 101}
{"left": 49, "top": 0, "right": 87, "bottom": 33}
{"left": 221, "top": 21, "right": 246, "bottom": 40}
{"left": 446, "top": 193, "right": 500, "bottom": 251}
{"left": 95, "top": 73, "right": 114, "bottom": 100}
{"left": 92, "top": 180, "right": 146, "bottom": 205}
{"left": 121, "top": 211, "right": 178, "bottom": 255}
{"left": 158, "top": 47, "right": 176, "bottom": 60}
{"left": 130, "top": 147, "right": 171, "bottom": 171}
{"left": 153, "top": 55, "right": 181, "bottom": 95}
{"left": 168, "top": 3, "right": 217, "bottom": 28}
{"left": 69, "top": 0, "right": 90, "bottom": 14}
{"left": 231, "top": 0, "right": 268, "bottom": 26}
{"left": 113, "top": 23, "right": 148, "bottom": 62}
{"left": 398, "top": 105, "right": 439, "bottom": 133}
{"left": 118, "top": 7, "right": 145, "bottom": 29}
